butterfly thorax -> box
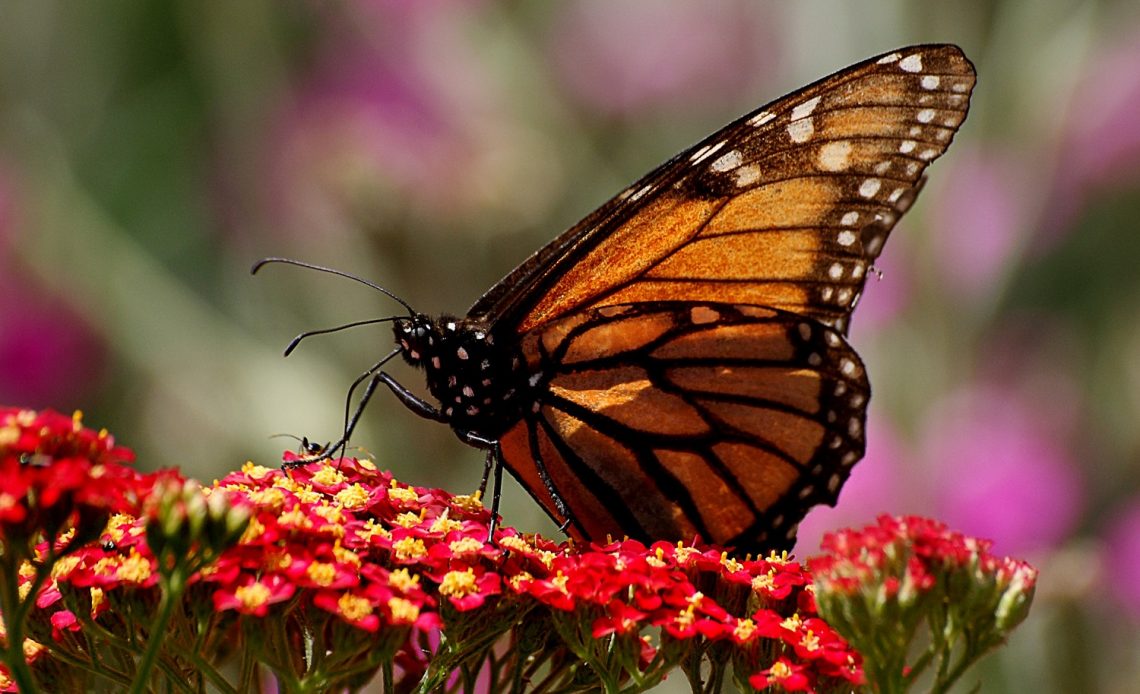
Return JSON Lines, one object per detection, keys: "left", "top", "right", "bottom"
{"left": 394, "top": 314, "right": 529, "bottom": 441}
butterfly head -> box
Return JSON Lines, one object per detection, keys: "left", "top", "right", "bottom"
{"left": 393, "top": 314, "right": 438, "bottom": 367}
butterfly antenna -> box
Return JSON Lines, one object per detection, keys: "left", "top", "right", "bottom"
{"left": 284, "top": 317, "right": 399, "bottom": 356}
{"left": 251, "top": 257, "right": 416, "bottom": 315}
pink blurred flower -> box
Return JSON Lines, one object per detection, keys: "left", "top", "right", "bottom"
{"left": 268, "top": 54, "right": 470, "bottom": 232}
{"left": 919, "top": 385, "right": 1082, "bottom": 555}
{"left": 1105, "top": 499, "right": 1140, "bottom": 618}
{"left": 1048, "top": 25, "right": 1140, "bottom": 233}
{"left": 549, "top": 1, "right": 778, "bottom": 117}
{"left": 0, "top": 172, "right": 105, "bottom": 406}
{"left": 795, "top": 419, "right": 910, "bottom": 555}
{"left": 848, "top": 232, "right": 914, "bottom": 339}
{"left": 262, "top": 4, "right": 513, "bottom": 239}
{"left": 926, "top": 145, "right": 1030, "bottom": 296}
{"left": 0, "top": 284, "right": 107, "bottom": 408}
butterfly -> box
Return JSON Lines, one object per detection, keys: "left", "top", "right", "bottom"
{"left": 255, "top": 45, "right": 975, "bottom": 554}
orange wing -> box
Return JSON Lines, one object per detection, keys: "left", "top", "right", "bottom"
{"left": 498, "top": 303, "right": 868, "bottom": 553}
{"left": 469, "top": 45, "right": 975, "bottom": 336}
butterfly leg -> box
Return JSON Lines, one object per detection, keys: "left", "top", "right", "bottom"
{"left": 486, "top": 444, "right": 505, "bottom": 542}
{"left": 478, "top": 448, "right": 494, "bottom": 499}
{"left": 305, "top": 371, "right": 386, "bottom": 466}
{"left": 377, "top": 372, "right": 447, "bottom": 423}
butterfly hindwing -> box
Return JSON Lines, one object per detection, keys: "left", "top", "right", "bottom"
{"left": 498, "top": 302, "right": 868, "bottom": 552}
{"left": 469, "top": 45, "right": 975, "bottom": 336}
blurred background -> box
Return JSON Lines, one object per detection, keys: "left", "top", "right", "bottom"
{"left": 1, "top": 1, "right": 1138, "bottom": 690}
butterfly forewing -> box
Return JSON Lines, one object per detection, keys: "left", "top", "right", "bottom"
{"left": 498, "top": 303, "right": 868, "bottom": 552}
{"left": 470, "top": 45, "right": 975, "bottom": 336}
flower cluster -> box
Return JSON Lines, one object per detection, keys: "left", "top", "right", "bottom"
{"left": 9, "top": 440, "right": 863, "bottom": 692}
{"left": 0, "top": 407, "right": 141, "bottom": 546}
{"left": 809, "top": 515, "right": 1038, "bottom": 692}
{"left": 0, "top": 407, "right": 158, "bottom": 692}
{"left": 0, "top": 408, "right": 1038, "bottom": 693}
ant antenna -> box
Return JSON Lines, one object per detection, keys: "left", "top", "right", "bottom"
{"left": 251, "top": 257, "right": 415, "bottom": 315}
{"left": 269, "top": 433, "right": 329, "bottom": 455}
{"left": 284, "top": 317, "right": 399, "bottom": 356}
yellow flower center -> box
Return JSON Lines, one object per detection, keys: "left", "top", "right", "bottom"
{"left": 335, "top": 483, "right": 370, "bottom": 509}
{"left": 235, "top": 582, "right": 271, "bottom": 610}
{"left": 393, "top": 537, "right": 427, "bottom": 561}
{"left": 337, "top": 593, "right": 373, "bottom": 622}
{"left": 439, "top": 568, "right": 478, "bottom": 598}
{"left": 388, "top": 597, "right": 420, "bottom": 624}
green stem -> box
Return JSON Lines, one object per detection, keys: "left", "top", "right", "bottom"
{"left": 127, "top": 570, "right": 185, "bottom": 694}
{"left": 0, "top": 550, "right": 41, "bottom": 693}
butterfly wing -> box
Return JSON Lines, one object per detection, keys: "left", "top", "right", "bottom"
{"left": 470, "top": 45, "right": 975, "bottom": 336}
{"left": 498, "top": 303, "right": 868, "bottom": 553}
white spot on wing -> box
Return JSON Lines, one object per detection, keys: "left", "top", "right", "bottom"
{"left": 858, "top": 178, "right": 881, "bottom": 198}
{"left": 921, "top": 74, "right": 940, "bottom": 90}
{"left": 748, "top": 111, "right": 775, "bottom": 127}
{"left": 818, "top": 140, "right": 853, "bottom": 171}
{"left": 734, "top": 164, "right": 761, "bottom": 187}
{"left": 877, "top": 52, "right": 901, "bottom": 64}
{"left": 787, "top": 118, "right": 814, "bottom": 143}
{"left": 709, "top": 149, "right": 743, "bottom": 172}
{"left": 791, "top": 96, "right": 821, "bottom": 121}
{"left": 629, "top": 184, "right": 653, "bottom": 201}
{"left": 899, "top": 54, "right": 923, "bottom": 73}
{"left": 899, "top": 140, "right": 917, "bottom": 154}
{"left": 690, "top": 140, "right": 726, "bottom": 163}
{"left": 837, "top": 230, "right": 857, "bottom": 247}
{"left": 840, "top": 211, "right": 859, "bottom": 226}
{"left": 828, "top": 262, "right": 844, "bottom": 279}
{"left": 917, "top": 108, "right": 936, "bottom": 123}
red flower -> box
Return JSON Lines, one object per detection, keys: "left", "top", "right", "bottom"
{"left": 750, "top": 657, "right": 811, "bottom": 692}
{"left": 592, "top": 599, "right": 648, "bottom": 638}
{"left": 212, "top": 574, "right": 295, "bottom": 616}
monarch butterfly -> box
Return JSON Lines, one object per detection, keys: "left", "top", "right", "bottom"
{"left": 256, "top": 45, "right": 975, "bottom": 553}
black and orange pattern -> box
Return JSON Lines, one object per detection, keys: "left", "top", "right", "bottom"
{"left": 333, "top": 45, "right": 974, "bottom": 553}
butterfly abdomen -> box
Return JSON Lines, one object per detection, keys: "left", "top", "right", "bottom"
{"left": 395, "top": 315, "right": 530, "bottom": 441}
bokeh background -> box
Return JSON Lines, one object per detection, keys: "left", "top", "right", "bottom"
{"left": 2, "top": 1, "right": 1139, "bottom": 691}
